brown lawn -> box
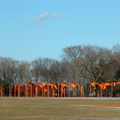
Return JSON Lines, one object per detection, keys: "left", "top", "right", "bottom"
{"left": 0, "top": 97, "right": 120, "bottom": 120}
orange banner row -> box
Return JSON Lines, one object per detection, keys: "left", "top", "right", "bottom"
{"left": 0, "top": 81, "right": 83, "bottom": 97}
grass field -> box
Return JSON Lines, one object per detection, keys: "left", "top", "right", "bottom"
{"left": 0, "top": 97, "right": 120, "bottom": 120}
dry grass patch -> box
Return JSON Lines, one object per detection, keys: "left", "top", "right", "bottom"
{"left": 0, "top": 97, "right": 120, "bottom": 120}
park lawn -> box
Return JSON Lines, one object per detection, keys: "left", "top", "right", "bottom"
{"left": 0, "top": 97, "right": 120, "bottom": 120}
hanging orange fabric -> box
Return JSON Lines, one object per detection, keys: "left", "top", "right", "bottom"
{"left": 69, "top": 83, "right": 78, "bottom": 88}
{"left": 111, "top": 82, "right": 120, "bottom": 86}
{"left": 58, "top": 83, "right": 68, "bottom": 97}
{"left": 35, "top": 85, "right": 38, "bottom": 97}
{"left": 0, "top": 85, "right": 3, "bottom": 97}
{"left": 101, "top": 83, "right": 112, "bottom": 89}
{"left": 0, "top": 85, "right": 3, "bottom": 93}
{"left": 14, "top": 83, "right": 20, "bottom": 86}
{"left": 48, "top": 83, "right": 57, "bottom": 90}
{"left": 43, "top": 86, "right": 48, "bottom": 92}
{"left": 48, "top": 83, "right": 54, "bottom": 88}
{"left": 112, "top": 82, "right": 118, "bottom": 86}
{"left": 59, "top": 83, "right": 68, "bottom": 88}
{"left": 53, "top": 84, "right": 57, "bottom": 90}
{"left": 20, "top": 85, "right": 24, "bottom": 88}
{"left": 90, "top": 82, "right": 97, "bottom": 87}
{"left": 116, "top": 82, "right": 120, "bottom": 85}
{"left": 90, "top": 82, "right": 101, "bottom": 87}
{"left": 26, "top": 80, "right": 34, "bottom": 85}
{"left": 38, "top": 82, "right": 46, "bottom": 88}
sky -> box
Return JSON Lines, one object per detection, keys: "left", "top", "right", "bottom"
{"left": 0, "top": 0, "right": 120, "bottom": 62}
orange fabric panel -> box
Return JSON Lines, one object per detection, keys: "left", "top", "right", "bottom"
{"left": 69, "top": 83, "right": 78, "bottom": 88}
{"left": 101, "top": 83, "right": 112, "bottom": 89}
{"left": 43, "top": 85, "right": 47, "bottom": 92}
{"left": 0, "top": 85, "right": 3, "bottom": 92}
{"left": 112, "top": 82, "right": 120, "bottom": 86}
{"left": 20, "top": 85, "right": 24, "bottom": 88}
{"left": 59, "top": 83, "right": 68, "bottom": 88}
{"left": 112, "top": 82, "right": 118, "bottom": 86}
{"left": 116, "top": 82, "right": 120, "bottom": 85}
{"left": 0, "top": 85, "right": 3, "bottom": 97}
{"left": 53, "top": 84, "right": 57, "bottom": 89}
{"left": 38, "top": 82, "right": 46, "bottom": 88}
{"left": 90, "top": 82, "right": 99, "bottom": 87}
{"left": 48, "top": 83, "right": 54, "bottom": 88}
{"left": 101, "top": 83, "right": 107, "bottom": 89}
{"left": 48, "top": 83, "right": 57, "bottom": 89}
{"left": 90, "top": 82, "right": 102, "bottom": 88}
{"left": 26, "top": 80, "right": 34, "bottom": 85}
{"left": 90, "top": 82, "right": 112, "bottom": 89}
{"left": 106, "top": 83, "right": 112, "bottom": 85}
{"left": 48, "top": 83, "right": 53, "bottom": 86}
{"left": 14, "top": 83, "right": 20, "bottom": 86}
{"left": 35, "top": 85, "right": 38, "bottom": 97}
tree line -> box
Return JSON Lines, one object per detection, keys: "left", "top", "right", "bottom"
{"left": 0, "top": 44, "right": 120, "bottom": 89}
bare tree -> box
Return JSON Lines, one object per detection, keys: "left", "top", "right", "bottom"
{"left": 62, "top": 45, "right": 116, "bottom": 83}
{"left": 112, "top": 44, "right": 120, "bottom": 80}
{"left": 16, "top": 61, "right": 32, "bottom": 84}
{"left": 79, "top": 45, "right": 116, "bottom": 83}
{"left": 32, "top": 58, "right": 66, "bottom": 83}
{"left": 0, "top": 57, "right": 19, "bottom": 85}
{"left": 61, "top": 46, "right": 82, "bottom": 62}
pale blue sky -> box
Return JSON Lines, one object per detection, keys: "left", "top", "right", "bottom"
{"left": 0, "top": 0, "right": 120, "bottom": 61}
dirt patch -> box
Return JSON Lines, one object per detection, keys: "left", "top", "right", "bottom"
{"left": 94, "top": 104, "right": 120, "bottom": 107}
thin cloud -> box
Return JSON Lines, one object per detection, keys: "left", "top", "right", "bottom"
{"left": 26, "top": 12, "right": 65, "bottom": 23}
{"left": 52, "top": 13, "right": 65, "bottom": 18}
{"left": 37, "top": 12, "right": 49, "bottom": 20}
